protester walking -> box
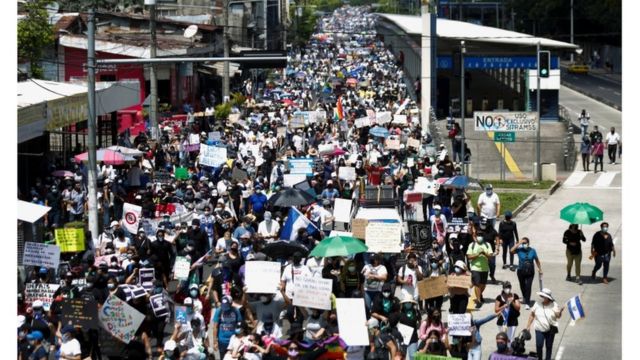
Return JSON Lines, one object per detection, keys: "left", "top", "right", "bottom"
{"left": 580, "top": 137, "right": 591, "bottom": 171}
{"left": 591, "top": 138, "right": 605, "bottom": 173}
{"left": 605, "top": 127, "right": 621, "bottom": 164}
{"left": 511, "top": 237, "right": 542, "bottom": 309}
{"left": 563, "top": 224, "right": 586, "bottom": 285}
{"left": 498, "top": 211, "right": 518, "bottom": 271}
{"left": 590, "top": 222, "right": 616, "bottom": 284}
{"left": 526, "top": 288, "right": 564, "bottom": 360}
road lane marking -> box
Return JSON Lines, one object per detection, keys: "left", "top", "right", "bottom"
{"left": 563, "top": 171, "right": 588, "bottom": 186}
{"left": 556, "top": 345, "right": 565, "bottom": 360}
{"left": 594, "top": 171, "right": 618, "bottom": 187}
{"left": 563, "top": 186, "right": 621, "bottom": 190}
{"left": 487, "top": 132, "right": 525, "bottom": 179}
{"left": 614, "top": 91, "right": 621, "bottom": 96}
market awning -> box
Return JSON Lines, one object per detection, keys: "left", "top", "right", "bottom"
{"left": 17, "top": 200, "right": 51, "bottom": 223}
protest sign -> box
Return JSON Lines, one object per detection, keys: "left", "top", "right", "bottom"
{"left": 55, "top": 228, "right": 85, "bottom": 252}
{"left": 403, "top": 192, "right": 424, "bottom": 222}
{"left": 319, "top": 144, "right": 335, "bottom": 155}
{"left": 121, "top": 203, "right": 142, "bottom": 235}
{"left": 119, "top": 285, "right": 148, "bottom": 302}
{"left": 367, "top": 109, "right": 376, "bottom": 122}
{"left": 333, "top": 198, "right": 353, "bottom": 224}
{"left": 25, "top": 283, "right": 60, "bottom": 311}
{"left": 336, "top": 298, "right": 369, "bottom": 346}
{"left": 173, "top": 256, "right": 191, "bottom": 281}
{"left": 338, "top": 166, "right": 356, "bottom": 181}
{"left": 392, "top": 114, "right": 407, "bottom": 125}
{"left": 385, "top": 138, "right": 401, "bottom": 150}
{"left": 22, "top": 242, "right": 60, "bottom": 269}
{"left": 447, "top": 313, "right": 472, "bottom": 336}
{"left": 175, "top": 305, "right": 189, "bottom": 324}
{"left": 208, "top": 131, "right": 221, "bottom": 141}
{"left": 447, "top": 217, "right": 470, "bottom": 234}
{"left": 329, "top": 231, "right": 352, "bottom": 237}
{"left": 408, "top": 221, "right": 431, "bottom": 252}
{"left": 245, "top": 261, "right": 281, "bottom": 294}
{"left": 447, "top": 275, "right": 472, "bottom": 289}
{"left": 149, "top": 294, "right": 170, "bottom": 318}
{"left": 100, "top": 295, "right": 145, "bottom": 344}
{"left": 61, "top": 297, "right": 99, "bottom": 329}
{"left": 414, "top": 355, "right": 463, "bottom": 360}
{"left": 397, "top": 323, "right": 415, "bottom": 345}
{"left": 199, "top": 144, "right": 228, "bottom": 167}
{"left": 313, "top": 158, "right": 324, "bottom": 173}
{"left": 139, "top": 268, "right": 155, "bottom": 292}
{"left": 418, "top": 276, "right": 448, "bottom": 300}
{"left": 289, "top": 158, "right": 315, "bottom": 175}
{"left": 376, "top": 111, "right": 392, "bottom": 124}
{"left": 366, "top": 222, "right": 402, "bottom": 253}
{"left": 231, "top": 167, "right": 248, "bottom": 181}
{"left": 351, "top": 218, "right": 368, "bottom": 239}
{"left": 277, "top": 126, "right": 287, "bottom": 137}
{"left": 293, "top": 276, "right": 333, "bottom": 310}
{"left": 307, "top": 111, "right": 318, "bottom": 124}
{"left": 407, "top": 138, "right": 421, "bottom": 149}
{"left": 315, "top": 110, "right": 327, "bottom": 122}
{"left": 291, "top": 113, "right": 306, "bottom": 128}
{"left": 354, "top": 117, "right": 371, "bottom": 128}
{"left": 228, "top": 113, "right": 240, "bottom": 123}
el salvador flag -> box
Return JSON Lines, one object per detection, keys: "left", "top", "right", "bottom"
{"left": 280, "top": 207, "right": 319, "bottom": 241}
{"left": 566, "top": 295, "right": 586, "bottom": 321}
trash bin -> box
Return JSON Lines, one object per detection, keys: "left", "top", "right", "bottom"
{"left": 541, "top": 163, "right": 557, "bottom": 181}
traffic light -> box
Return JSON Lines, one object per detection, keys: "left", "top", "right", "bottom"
{"left": 538, "top": 50, "right": 550, "bottom": 78}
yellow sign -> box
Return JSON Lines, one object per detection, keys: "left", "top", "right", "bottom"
{"left": 46, "top": 93, "right": 88, "bottom": 130}
{"left": 55, "top": 228, "right": 86, "bottom": 253}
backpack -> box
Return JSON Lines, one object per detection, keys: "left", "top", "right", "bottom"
{"left": 520, "top": 252, "right": 535, "bottom": 276}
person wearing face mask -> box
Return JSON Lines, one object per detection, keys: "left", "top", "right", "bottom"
{"left": 418, "top": 309, "right": 447, "bottom": 345}
{"left": 111, "top": 228, "right": 131, "bottom": 253}
{"left": 232, "top": 216, "right": 256, "bottom": 241}
{"left": 212, "top": 296, "right": 243, "bottom": 359}
{"left": 467, "top": 234, "right": 493, "bottom": 309}
{"left": 563, "top": 224, "right": 586, "bottom": 285}
{"left": 590, "top": 222, "right": 616, "bottom": 284}
{"left": 367, "top": 318, "right": 399, "bottom": 360}
{"left": 280, "top": 252, "right": 312, "bottom": 303}
{"left": 57, "top": 325, "right": 82, "bottom": 360}
{"left": 526, "top": 288, "right": 564, "bottom": 360}
{"left": 498, "top": 211, "right": 519, "bottom": 272}
{"left": 339, "top": 259, "right": 363, "bottom": 297}
{"left": 488, "top": 332, "right": 513, "bottom": 358}
{"left": 494, "top": 282, "right": 521, "bottom": 344}
{"left": 199, "top": 205, "right": 216, "bottom": 249}
{"left": 371, "top": 283, "right": 398, "bottom": 323}
{"left": 44, "top": 185, "right": 62, "bottom": 229}
{"left": 223, "top": 322, "right": 251, "bottom": 360}
{"left": 188, "top": 218, "right": 209, "bottom": 261}
{"left": 24, "top": 330, "right": 48, "bottom": 360}
{"left": 477, "top": 216, "right": 501, "bottom": 283}
{"left": 304, "top": 309, "right": 328, "bottom": 342}
{"left": 417, "top": 329, "right": 448, "bottom": 356}
{"left": 362, "top": 254, "right": 388, "bottom": 311}
{"left": 448, "top": 260, "right": 471, "bottom": 314}
{"left": 257, "top": 211, "right": 280, "bottom": 243}
{"left": 150, "top": 228, "right": 175, "bottom": 282}
{"left": 248, "top": 185, "right": 269, "bottom": 220}
{"left": 511, "top": 237, "right": 542, "bottom": 309}
{"left": 477, "top": 184, "right": 500, "bottom": 228}
{"left": 396, "top": 252, "right": 423, "bottom": 302}
{"left": 159, "top": 339, "right": 179, "bottom": 360}
{"left": 429, "top": 205, "right": 448, "bottom": 240}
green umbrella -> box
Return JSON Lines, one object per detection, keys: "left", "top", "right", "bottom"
{"left": 560, "top": 202, "right": 604, "bottom": 225}
{"left": 175, "top": 167, "right": 189, "bottom": 180}
{"left": 309, "top": 235, "right": 368, "bottom": 258}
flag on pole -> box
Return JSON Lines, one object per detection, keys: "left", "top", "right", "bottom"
{"left": 566, "top": 295, "right": 586, "bottom": 321}
{"left": 280, "top": 207, "right": 319, "bottom": 241}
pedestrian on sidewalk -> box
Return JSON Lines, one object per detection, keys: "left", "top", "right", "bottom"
{"left": 526, "top": 288, "right": 564, "bottom": 360}
{"left": 605, "top": 127, "right": 621, "bottom": 164}
{"left": 578, "top": 109, "right": 590, "bottom": 137}
{"left": 590, "top": 222, "right": 616, "bottom": 284}
{"left": 562, "top": 224, "right": 586, "bottom": 285}
{"left": 498, "top": 211, "right": 519, "bottom": 271}
{"left": 466, "top": 235, "right": 493, "bottom": 309}
{"left": 580, "top": 137, "right": 591, "bottom": 171}
{"left": 510, "top": 237, "right": 542, "bottom": 309}
{"left": 591, "top": 138, "right": 604, "bottom": 173}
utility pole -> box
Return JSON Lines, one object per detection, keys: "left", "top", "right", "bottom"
{"left": 536, "top": 41, "right": 542, "bottom": 182}
{"left": 570, "top": 0, "right": 574, "bottom": 63}
{"left": 460, "top": 41, "right": 466, "bottom": 175}
{"left": 264, "top": 0, "right": 268, "bottom": 49}
{"left": 223, "top": 0, "right": 229, "bottom": 101}
{"left": 86, "top": 7, "right": 99, "bottom": 250}
{"left": 420, "top": 0, "right": 435, "bottom": 132}
{"left": 148, "top": 0, "right": 159, "bottom": 139}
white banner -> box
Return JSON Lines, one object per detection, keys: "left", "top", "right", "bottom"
{"left": 336, "top": 298, "right": 369, "bottom": 346}
{"left": 25, "top": 283, "right": 60, "bottom": 311}
{"left": 173, "top": 256, "right": 191, "bottom": 281}
{"left": 338, "top": 166, "right": 356, "bottom": 181}
{"left": 365, "top": 222, "right": 402, "bottom": 253}
{"left": 448, "top": 313, "right": 472, "bottom": 336}
{"left": 283, "top": 174, "right": 307, "bottom": 188}
{"left": 245, "top": 261, "right": 282, "bottom": 294}
{"left": 199, "top": 144, "right": 228, "bottom": 167}
{"left": 122, "top": 203, "right": 142, "bottom": 235}
{"left": 293, "top": 276, "right": 333, "bottom": 310}
{"left": 474, "top": 111, "right": 538, "bottom": 132}
{"left": 99, "top": 295, "right": 145, "bottom": 344}
{"left": 333, "top": 198, "right": 353, "bottom": 224}
{"left": 376, "top": 111, "right": 392, "bottom": 124}
{"left": 354, "top": 117, "right": 371, "bottom": 128}
{"left": 392, "top": 114, "right": 407, "bottom": 125}
{"left": 22, "top": 242, "right": 60, "bottom": 269}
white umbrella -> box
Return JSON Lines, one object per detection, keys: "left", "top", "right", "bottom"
{"left": 106, "top": 145, "right": 144, "bottom": 157}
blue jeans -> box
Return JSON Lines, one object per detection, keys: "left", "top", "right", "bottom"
{"left": 467, "top": 345, "right": 482, "bottom": 360}
{"left": 581, "top": 124, "right": 588, "bottom": 137}
{"left": 535, "top": 330, "right": 556, "bottom": 360}
{"left": 489, "top": 256, "right": 496, "bottom": 279}
{"left": 364, "top": 290, "right": 379, "bottom": 311}
{"left": 593, "top": 254, "right": 611, "bottom": 278}
{"left": 406, "top": 342, "right": 419, "bottom": 360}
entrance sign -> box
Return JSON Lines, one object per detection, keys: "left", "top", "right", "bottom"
{"left": 474, "top": 112, "right": 537, "bottom": 132}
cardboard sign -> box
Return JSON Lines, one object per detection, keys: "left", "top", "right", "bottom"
{"left": 447, "top": 275, "right": 472, "bottom": 289}
{"left": 277, "top": 126, "right": 287, "bottom": 137}
{"left": 385, "top": 138, "right": 401, "bottom": 150}
{"left": 338, "top": 166, "right": 356, "bottom": 181}
{"left": 149, "top": 294, "right": 170, "bottom": 318}
{"left": 173, "top": 256, "right": 191, "bottom": 281}
{"left": 290, "top": 113, "right": 306, "bottom": 128}
{"left": 231, "top": 167, "right": 249, "bottom": 181}
{"left": 293, "top": 276, "right": 333, "bottom": 310}
{"left": 336, "top": 298, "right": 369, "bottom": 346}
{"left": 418, "top": 276, "right": 448, "bottom": 300}
{"left": 55, "top": 228, "right": 85, "bottom": 252}
{"left": 447, "top": 313, "right": 472, "bottom": 336}
{"left": 61, "top": 297, "right": 99, "bottom": 329}
{"left": 199, "top": 144, "right": 228, "bottom": 167}
{"left": 139, "top": 268, "right": 155, "bottom": 292}
{"left": 22, "top": 242, "right": 60, "bottom": 269}
{"left": 408, "top": 221, "right": 431, "bottom": 252}
{"left": 25, "top": 283, "right": 60, "bottom": 311}
{"left": 333, "top": 198, "right": 353, "bottom": 224}
{"left": 351, "top": 218, "right": 368, "bottom": 239}
{"left": 99, "top": 295, "right": 145, "bottom": 344}
{"left": 122, "top": 203, "right": 142, "bottom": 235}
{"left": 365, "top": 222, "right": 402, "bottom": 253}
{"left": 407, "top": 138, "right": 421, "bottom": 149}
{"left": 245, "top": 261, "right": 282, "bottom": 294}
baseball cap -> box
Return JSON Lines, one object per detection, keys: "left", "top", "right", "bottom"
{"left": 27, "top": 330, "right": 44, "bottom": 341}
{"left": 164, "top": 339, "right": 177, "bottom": 351}
{"left": 110, "top": 221, "right": 119, "bottom": 227}
{"left": 367, "top": 318, "right": 380, "bottom": 329}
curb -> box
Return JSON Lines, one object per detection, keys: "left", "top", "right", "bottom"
{"left": 561, "top": 81, "right": 621, "bottom": 111}
{"left": 512, "top": 193, "right": 536, "bottom": 219}
{"left": 548, "top": 181, "right": 562, "bottom": 196}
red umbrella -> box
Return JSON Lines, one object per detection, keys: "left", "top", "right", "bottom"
{"left": 436, "top": 177, "right": 449, "bottom": 184}
{"left": 281, "top": 99, "right": 294, "bottom": 106}
{"left": 74, "top": 149, "right": 133, "bottom": 165}
{"left": 51, "top": 170, "right": 74, "bottom": 177}
{"left": 331, "top": 148, "right": 347, "bottom": 156}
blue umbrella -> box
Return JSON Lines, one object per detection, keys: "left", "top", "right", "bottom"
{"left": 370, "top": 126, "right": 390, "bottom": 138}
{"left": 442, "top": 175, "right": 469, "bottom": 188}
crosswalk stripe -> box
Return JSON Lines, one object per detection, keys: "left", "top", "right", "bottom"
{"left": 594, "top": 171, "right": 618, "bottom": 187}
{"left": 564, "top": 171, "right": 588, "bottom": 187}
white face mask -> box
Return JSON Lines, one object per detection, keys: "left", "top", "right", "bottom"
{"left": 503, "top": 288, "right": 511, "bottom": 295}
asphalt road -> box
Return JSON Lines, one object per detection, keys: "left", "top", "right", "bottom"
{"left": 560, "top": 68, "right": 622, "bottom": 110}
{"left": 559, "top": 86, "right": 622, "bottom": 136}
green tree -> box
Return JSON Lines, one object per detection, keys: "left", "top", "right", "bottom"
{"left": 18, "top": 0, "right": 55, "bottom": 79}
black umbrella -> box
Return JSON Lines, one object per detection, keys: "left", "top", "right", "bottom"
{"left": 262, "top": 240, "right": 309, "bottom": 259}
{"left": 268, "top": 188, "right": 316, "bottom": 208}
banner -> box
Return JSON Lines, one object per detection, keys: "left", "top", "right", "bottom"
{"left": 149, "top": 294, "right": 170, "bottom": 318}
{"left": 121, "top": 203, "right": 142, "bottom": 235}
{"left": 25, "top": 283, "right": 60, "bottom": 311}
{"left": 55, "top": 228, "right": 85, "bottom": 253}
{"left": 447, "top": 313, "right": 472, "bottom": 336}
{"left": 407, "top": 221, "right": 431, "bottom": 252}
{"left": 61, "top": 297, "right": 99, "bottom": 329}
{"left": 293, "top": 276, "right": 333, "bottom": 310}
{"left": 351, "top": 218, "right": 368, "bottom": 239}
{"left": 336, "top": 298, "right": 369, "bottom": 346}
{"left": 289, "top": 158, "right": 315, "bottom": 175}
{"left": 338, "top": 166, "right": 356, "bottom": 181}
{"left": 22, "top": 242, "right": 60, "bottom": 269}
{"left": 365, "top": 222, "right": 402, "bottom": 253}
{"left": 333, "top": 198, "right": 353, "bottom": 224}
{"left": 100, "top": 295, "right": 145, "bottom": 344}
{"left": 245, "top": 261, "right": 281, "bottom": 294}
{"left": 139, "top": 268, "right": 155, "bottom": 292}
{"left": 418, "top": 276, "right": 448, "bottom": 300}
{"left": 173, "top": 256, "right": 191, "bottom": 281}
{"left": 447, "top": 275, "right": 472, "bottom": 289}
{"left": 199, "top": 144, "right": 228, "bottom": 167}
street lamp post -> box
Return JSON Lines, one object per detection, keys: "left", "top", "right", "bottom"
{"left": 570, "top": 0, "right": 574, "bottom": 63}
{"left": 536, "top": 41, "right": 541, "bottom": 182}
{"left": 460, "top": 40, "right": 466, "bottom": 175}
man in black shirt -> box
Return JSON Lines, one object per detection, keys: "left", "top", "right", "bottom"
{"left": 477, "top": 217, "right": 501, "bottom": 282}
{"left": 590, "top": 222, "right": 616, "bottom": 284}
{"left": 562, "top": 224, "right": 586, "bottom": 284}
{"left": 498, "top": 211, "right": 519, "bottom": 271}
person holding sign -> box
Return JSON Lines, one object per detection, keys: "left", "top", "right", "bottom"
{"left": 467, "top": 235, "right": 494, "bottom": 309}
{"left": 448, "top": 260, "right": 471, "bottom": 314}
{"left": 494, "top": 281, "right": 521, "bottom": 343}
{"left": 396, "top": 252, "right": 424, "bottom": 302}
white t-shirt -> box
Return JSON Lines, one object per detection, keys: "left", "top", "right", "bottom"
{"left": 224, "top": 335, "right": 252, "bottom": 360}
{"left": 60, "top": 338, "right": 82, "bottom": 357}
{"left": 215, "top": 237, "right": 239, "bottom": 252}
{"left": 112, "top": 236, "right": 131, "bottom": 252}
{"left": 280, "top": 263, "right": 312, "bottom": 298}
{"left": 605, "top": 132, "right": 621, "bottom": 145}
{"left": 531, "top": 301, "right": 562, "bottom": 332}
{"left": 305, "top": 257, "right": 325, "bottom": 278}
{"left": 257, "top": 220, "right": 280, "bottom": 238}
{"left": 477, "top": 192, "right": 500, "bottom": 219}
{"left": 398, "top": 264, "right": 423, "bottom": 300}
{"left": 362, "top": 264, "right": 387, "bottom": 292}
